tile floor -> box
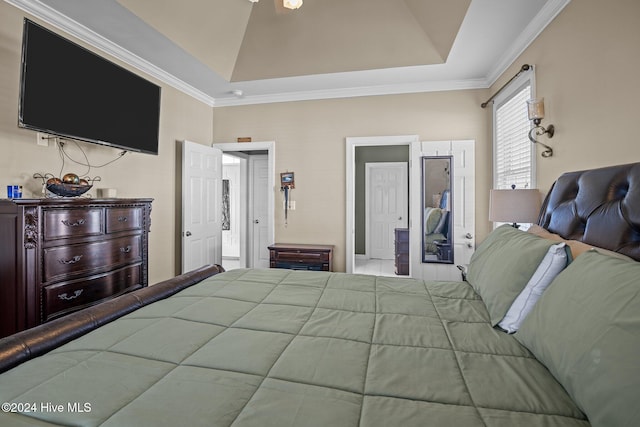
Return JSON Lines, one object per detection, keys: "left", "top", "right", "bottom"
{"left": 223, "top": 256, "right": 401, "bottom": 278}
{"left": 354, "top": 257, "right": 397, "bottom": 277}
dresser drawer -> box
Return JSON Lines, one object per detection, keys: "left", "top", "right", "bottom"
{"left": 395, "top": 240, "right": 409, "bottom": 251}
{"left": 273, "top": 250, "right": 330, "bottom": 263}
{"left": 395, "top": 253, "right": 409, "bottom": 264}
{"left": 43, "top": 235, "right": 142, "bottom": 282}
{"left": 394, "top": 228, "right": 409, "bottom": 243}
{"left": 43, "top": 208, "right": 103, "bottom": 240}
{"left": 106, "top": 207, "right": 143, "bottom": 233}
{"left": 42, "top": 264, "right": 142, "bottom": 321}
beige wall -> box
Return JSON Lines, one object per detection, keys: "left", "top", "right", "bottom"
{"left": 0, "top": 2, "right": 213, "bottom": 284}
{"left": 490, "top": 0, "right": 640, "bottom": 193}
{"left": 212, "top": 91, "right": 489, "bottom": 272}
{"left": 3, "top": 0, "right": 637, "bottom": 276}
{"left": 214, "top": 0, "right": 640, "bottom": 271}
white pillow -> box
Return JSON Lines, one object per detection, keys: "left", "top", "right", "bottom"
{"left": 498, "top": 243, "right": 568, "bottom": 333}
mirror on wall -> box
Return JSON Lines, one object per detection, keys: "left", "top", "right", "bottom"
{"left": 422, "top": 156, "right": 453, "bottom": 264}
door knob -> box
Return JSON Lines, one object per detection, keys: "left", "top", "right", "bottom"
{"left": 185, "top": 231, "right": 192, "bottom": 237}
{"left": 465, "top": 233, "right": 473, "bottom": 239}
{"left": 398, "top": 217, "right": 402, "bottom": 220}
{"left": 254, "top": 219, "right": 260, "bottom": 224}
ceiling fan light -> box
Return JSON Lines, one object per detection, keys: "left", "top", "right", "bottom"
{"left": 283, "top": 0, "right": 302, "bottom": 10}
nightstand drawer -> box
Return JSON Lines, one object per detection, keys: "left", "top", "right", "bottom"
{"left": 274, "top": 250, "right": 330, "bottom": 263}
{"left": 42, "top": 264, "right": 142, "bottom": 321}
{"left": 268, "top": 244, "right": 334, "bottom": 271}
{"left": 43, "top": 235, "right": 142, "bottom": 282}
{"left": 106, "top": 207, "right": 143, "bottom": 233}
{"left": 43, "top": 208, "right": 103, "bottom": 240}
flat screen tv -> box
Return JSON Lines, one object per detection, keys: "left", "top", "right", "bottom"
{"left": 19, "top": 19, "right": 161, "bottom": 155}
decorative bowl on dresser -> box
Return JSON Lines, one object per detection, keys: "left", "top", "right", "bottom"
{"left": 0, "top": 198, "right": 152, "bottom": 338}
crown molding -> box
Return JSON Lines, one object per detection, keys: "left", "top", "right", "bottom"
{"left": 213, "top": 78, "right": 488, "bottom": 107}
{"left": 484, "top": 0, "right": 571, "bottom": 86}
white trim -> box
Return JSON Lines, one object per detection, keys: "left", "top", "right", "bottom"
{"left": 345, "top": 135, "right": 418, "bottom": 274}
{"left": 212, "top": 78, "right": 487, "bottom": 107}
{"left": 484, "top": 0, "right": 571, "bottom": 86}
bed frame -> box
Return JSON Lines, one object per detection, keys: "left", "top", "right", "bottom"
{"left": 0, "top": 265, "right": 224, "bottom": 373}
{"left": 1, "top": 162, "right": 639, "bottom": 374}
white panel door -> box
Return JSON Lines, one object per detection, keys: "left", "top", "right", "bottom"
{"left": 182, "top": 140, "right": 222, "bottom": 273}
{"left": 451, "top": 141, "right": 476, "bottom": 266}
{"left": 412, "top": 140, "right": 475, "bottom": 281}
{"left": 250, "top": 155, "right": 270, "bottom": 268}
{"left": 367, "top": 162, "right": 408, "bottom": 259}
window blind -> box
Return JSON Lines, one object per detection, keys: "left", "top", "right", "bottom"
{"left": 495, "top": 84, "right": 532, "bottom": 190}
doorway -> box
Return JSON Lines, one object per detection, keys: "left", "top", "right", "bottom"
{"left": 221, "top": 154, "right": 241, "bottom": 270}
{"left": 215, "top": 142, "right": 275, "bottom": 270}
{"left": 346, "top": 135, "right": 418, "bottom": 275}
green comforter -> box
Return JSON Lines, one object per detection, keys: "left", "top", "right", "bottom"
{"left": 0, "top": 269, "right": 589, "bottom": 426}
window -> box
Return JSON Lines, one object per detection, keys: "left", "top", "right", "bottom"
{"left": 493, "top": 73, "right": 535, "bottom": 190}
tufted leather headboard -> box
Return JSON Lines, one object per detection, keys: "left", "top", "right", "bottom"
{"left": 538, "top": 162, "right": 640, "bottom": 261}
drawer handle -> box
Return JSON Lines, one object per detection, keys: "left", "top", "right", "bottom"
{"left": 58, "top": 289, "right": 83, "bottom": 301}
{"left": 117, "top": 216, "right": 128, "bottom": 222}
{"left": 121, "top": 246, "right": 132, "bottom": 253}
{"left": 59, "top": 255, "right": 83, "bottom": 265}
{"left": 61, "top": 219, "right": 86, "bottom": 227}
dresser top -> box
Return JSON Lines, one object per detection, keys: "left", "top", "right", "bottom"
{"left": 0, "top": 198, "right": 153, "bottom": 206}
{"left": 268, "top": 243, "right": 334, "bottom": 251}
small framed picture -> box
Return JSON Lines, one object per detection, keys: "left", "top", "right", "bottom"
{"left": 280, "top": 172, "right": 295, "bottom": 189}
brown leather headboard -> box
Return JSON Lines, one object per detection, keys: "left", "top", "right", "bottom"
{"left": 538, "top": 162, "right": 640, "bottom": 261}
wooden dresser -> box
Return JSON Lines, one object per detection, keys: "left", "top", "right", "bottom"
{"left": 0, "top": 198, "right": 152, "bottom": 338}
{"left": 394, "top": 228, "right": 409, "bottom": 275}
{"left": 268, "top": 243, "right": 334, "bottom": 271}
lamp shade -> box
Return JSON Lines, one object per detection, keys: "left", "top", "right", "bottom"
{"left": 489, "top": 188, "right": 541, "bottom": 224}
{"left": 527, "top": 98, "right": 545, "bottom": 121}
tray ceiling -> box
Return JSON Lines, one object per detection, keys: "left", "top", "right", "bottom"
{"left": 8, "top": 0, "right": 570, "bottom": 106}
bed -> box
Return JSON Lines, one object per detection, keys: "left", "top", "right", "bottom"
{"left": 0, "top": 163, "right": 639, "bottom": 427}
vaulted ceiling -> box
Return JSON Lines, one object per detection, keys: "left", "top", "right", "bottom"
{"left": 9, "top": 0, "right": 570, "bottom": 106}
{"left": 117, "top": 0, "right": 471, "bottom": 82}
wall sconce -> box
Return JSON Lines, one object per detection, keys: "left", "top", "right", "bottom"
{"left": 526, "top": 98, "right": 554, "bottom": 158}
{"left": 280, "top": 172, "right": 295, "bottom": 226}
{"left": 283, "top": 0, "right": 303, "bottom": 9}
{"left": 489, "top": 185, "right": 541, "bottom": 228}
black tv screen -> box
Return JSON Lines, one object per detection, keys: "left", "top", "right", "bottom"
{"left": 19, "top": 19, "right": 161, "bottom": 155}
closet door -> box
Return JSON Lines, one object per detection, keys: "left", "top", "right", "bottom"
{"left": 411, "top": 140, "right": 475, "bottom": 281}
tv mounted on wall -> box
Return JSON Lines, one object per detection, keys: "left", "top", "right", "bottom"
{"left": 19, "top": 19, "right": 161, "bottom": 155}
